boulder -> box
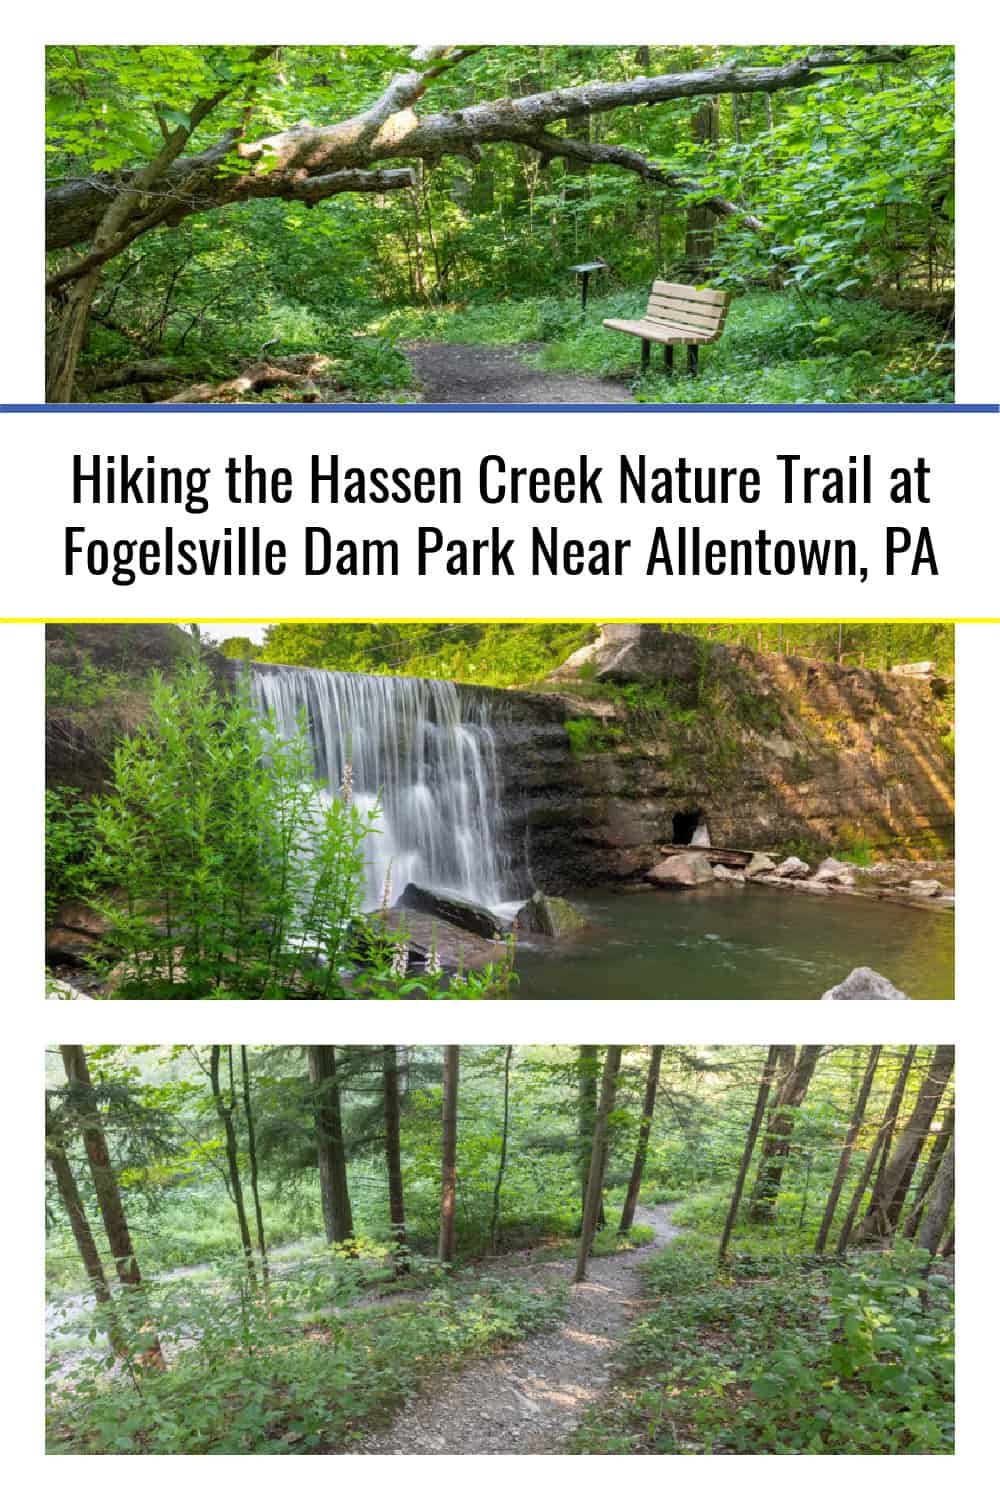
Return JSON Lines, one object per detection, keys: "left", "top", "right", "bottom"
{"left": 774, "top": 856, "right": 810, "bottom": 880}
{"left": 814, "top": 857, "right": 857, "bottom": 887}
{"left": 820, "top": 966, "right": 912, "bottom": 1001}
{"left": 396, "top": 883, "right": 502, "bottom": 940}
{"left": 514, "top": 891, "right": 587, "bottom": 938}
{"left": 745, "top": 853, "right": 776, "bottom": 879}
{"left": 648, "top": 851, "right": 714, "bottom": 887}
{"left": 713, "top": 864, "right": 745, "bottom": 883}
{"left": 356, "top": 909, "right": 501, "bottom": 974}
{"left": 547, "top": 623, "right": 712, "bottom": 703}
{"left": 908, "top": 878, "right": 943, "bottom": 899}
{"left": 46, "top": 926, "right": 100, "bottom": 967}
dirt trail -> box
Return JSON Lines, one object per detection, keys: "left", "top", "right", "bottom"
{"left": 405, "top": 341, "right": 633, "bottom": 405}
{"left": 359, "top": 1203, "right": 676, "bottom": 1455}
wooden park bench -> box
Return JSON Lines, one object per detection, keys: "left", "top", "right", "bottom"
{"left": 603, "top": 281, "right": 731, "bottom": 376}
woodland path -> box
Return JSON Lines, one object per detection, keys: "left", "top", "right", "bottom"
{"left": 404, "top": 341, "right": 633, "bottom": 405}
{"left": 359, "top": 1202, "right": 677, "bottom": 1455}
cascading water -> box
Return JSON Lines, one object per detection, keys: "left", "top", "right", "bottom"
{"left": 250, "top": 664, "right": 514, "bottom": 911}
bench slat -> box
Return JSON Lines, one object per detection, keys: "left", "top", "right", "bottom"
{"left": 602, "top": 317, "right": 712, "bottom": 345}
{"left": 646, "top": 298, "right": 724, "bottom": 331}
{"left": 652, "top": 280, "right": 729, "bottom": 307}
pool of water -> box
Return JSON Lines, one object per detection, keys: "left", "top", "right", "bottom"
{"left": 512, "top": 884, "right": 953, "bottom": 1000}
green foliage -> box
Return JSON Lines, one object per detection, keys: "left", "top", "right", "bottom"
{"left": 518, "top": 288, "right": 952, "bottom": 404}
{"left": 571, "top": 1244, "right": 953, "bottom": 1454}
{"left": 256, "top": 621, "right": 597, "bottom": 688}
{"left": 47, "top": 1253, "right": 567, "bottom": 1454}
{"left": 46, "top": 660, "right": 131, "bottom": 710}
{"left": 564, "top": 716, "right": 623, "bottom": 756}
{"left": 84, "top": 662, "right": 507, "bottom": 998}
{"left": 45, "top": 788, "right": 98, "bottom": 920}
{"left": 48, "top": 45, "right": 952, "bottom": 405}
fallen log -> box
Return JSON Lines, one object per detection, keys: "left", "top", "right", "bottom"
{"left": 161, "top": 356, "right": 329, "bottom": 404}
{"left": 88, "top": 357, "right": 182, "bottom": 392}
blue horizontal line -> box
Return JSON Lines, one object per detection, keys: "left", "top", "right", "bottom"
{"left": 0, "top": 402, "right": 996, "bottom": 415}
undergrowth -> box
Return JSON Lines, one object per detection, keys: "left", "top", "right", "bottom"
{"left": 372, "top": 288, "right": 953, "bottom": 405}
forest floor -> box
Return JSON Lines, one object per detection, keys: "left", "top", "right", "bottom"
{"left": 404, "top": 341, "right": 633, "bottom": 404}
{"left": 357, "top": 1202, "right": 677, "bottom": 1455}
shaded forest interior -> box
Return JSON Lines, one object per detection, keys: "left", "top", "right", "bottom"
{"left": 46, "top": 1044, "right": 954, "bottom": 1454}
{"left": 46, "top": 45, "right": 953, "bottom": 404}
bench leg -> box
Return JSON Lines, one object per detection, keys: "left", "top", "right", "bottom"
{"left": 664, "top": 344, "right": 674, "bottom": 376}
{"left": 641, "top": 338, "right": 650, "bottom": 374}
{"left": 688, "top": 344, "right": 699, "bottom": 377}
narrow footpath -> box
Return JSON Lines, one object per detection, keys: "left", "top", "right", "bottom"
{"left": 360, "top": 1203, "right": 676, "bottom": 1455}
{"left": 405, "top": 341, "right": 633, "bottom": 404}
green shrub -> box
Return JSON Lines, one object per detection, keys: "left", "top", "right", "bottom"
{"left": 46, "top": 787, "right": 98, "bottom": 921}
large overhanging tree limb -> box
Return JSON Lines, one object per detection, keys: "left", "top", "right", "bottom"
{"left": 46, "top": 46, "right": 909, "bottom": 255}
{"left": 521, "top": 132, "right": 766, "bottom": 232}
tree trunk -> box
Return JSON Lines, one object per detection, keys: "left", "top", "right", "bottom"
{"left": 47, "top": 272, "right": 101, "bottom": 401}
{"left": 438, "top": 1045, "right": 460, "bottom": 1266}
{"left": 210, "top": 1046, "right": 258, "bottom": 1288}
{"left": 574, "top": 1046, "right": 623, "bottom": 1283}
{"left": 307, "top": 1046, "right": 355, "bottom": 1245}
{"left": 718, "top": 1047, "right": 781, "bottom": 1261}
{"left": 749, "top": 1045, "right": 823, "bottom": 1222}
{"left": 684, "top": 97, "right": 720, "bottom": 274}
{"left": 578, "top": 1046, "right": 606, "bottom": 1229}
{"left": 382, "top": 1044, "right": 408, "bottom": 1271}
{"left": 45, "top": 1095, "right": 126, "bottom": 1357}
{"left": 917, "top": 1135, "right": 954, "bottom": 1255}
{"left": 855, "top": 1045, "right": 954, "bottom": 1242}
{"left": 240, "top": 1046, "right": 269, "bottom": 1292}
{"left": 815, "top": 1046, "right": 881, "bottom": 1253}
{"left": 59, "top": 1045, "right": 164, "bottom": 1364}
{"left": 838, "top": 1046, "right": 916, "bottom": 1251}
{"left": 902, "top": 1103, "right": 955, "bottom": 1240}
{"left": 619, "top": 1046, "right": 663, "bottom": 1232}
{"left": 489, "top": 1046, "right": 514, "bottom": 1250}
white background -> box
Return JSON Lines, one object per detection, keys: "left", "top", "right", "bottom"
{"left": 5, "top": 1, "right": 998, "bottom": 1494}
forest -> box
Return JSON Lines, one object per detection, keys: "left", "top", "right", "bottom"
{"left": 45, "top": 45, "right": 954, "bottom": 405}
{"left": 45, "top": 621, "right": 955, "bottom": 1001}
{"left": 45, "top": 1044, "right": 955, "bottom": 1455}
{"left": 214, "top": 619, "right": 957, "bottom": 687}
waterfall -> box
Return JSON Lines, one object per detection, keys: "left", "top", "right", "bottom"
{"left": 250, "top": 664, "right": 513, "bottom": 911}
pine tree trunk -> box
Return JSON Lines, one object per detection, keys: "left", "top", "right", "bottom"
{"left": 719, "top": 1047, "right": 781, "bottom": 1261}
{"left": 901, "top": 1103, "right": 954, "bottom": 1240}
{"left": 307, "top": 1046, "right": 355, "bottom": 1244}
{"left": 59, "top": 1045, "right": 164, "bottom": 1364}
{"left": 382, "top": 1044, "right": 408, "bottom": 1271}
{"left": 749, "top": 1045, "right": 823, "bottom": 1222}
{"left": 575, "top": 1046, "right": 623, "bottom": 1283}
{"left": 45, "top": 1095, "right": 126, "bottom": 1356}
{"left": 578, "top": 1046, "right": 606, "bottom": 1229}
{"left": 210, "top": 1046, "right": 258, "bottom": 1289}
{"left": 489, "top": 1046, "right": 514, "bottom": 1249}
{"left": 917, "top": 1135, "right": 955, "bottom": 1255}
{"left": 619, "top": 1046, "right": 663, "bottom": 1232}
{"left": 838, "top": 1046, "right": 916, "bottom": 1251}
{"left": 815, "top": 1046, "right": 881, "bottom": 1253}
{"left": 438, "top": 1046, "right": 460, "bottom": 1266}
{"left": 240, "top": 1047, "right": 269, "bottom": 1292}
{"left": 855, "top": 1045, "right": 954, "bottom": 1243}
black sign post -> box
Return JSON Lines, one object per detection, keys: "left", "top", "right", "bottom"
{"left": 568, "top": 260, "right": 608, "bottom": 312}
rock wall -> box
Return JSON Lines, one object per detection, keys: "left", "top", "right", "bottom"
{"left": 495, "top": 627, "right": 955, "bottom": 888}
{"left": 46, "top": 623, "right": 954, "bottom": 888}
{"left": 45, "top": 622, "right": 233, "bottom": 794}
